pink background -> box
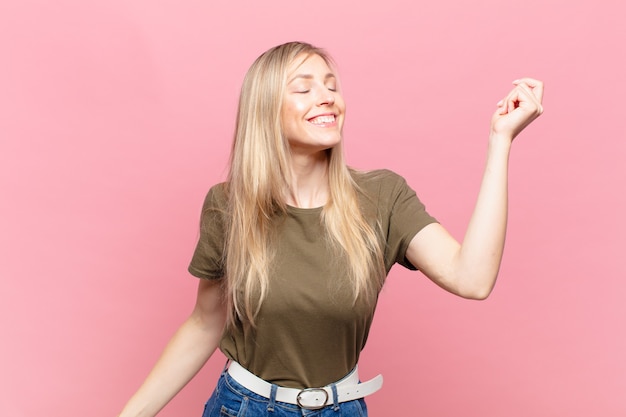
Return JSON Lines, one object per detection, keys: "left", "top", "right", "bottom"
{"left": 1, "top": 0, "right": 625, "bottom": 416}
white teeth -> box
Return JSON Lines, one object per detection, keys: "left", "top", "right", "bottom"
{"left": 309, "top": 115, "right": 335, "bottom": 124}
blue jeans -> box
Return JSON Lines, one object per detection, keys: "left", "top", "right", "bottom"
{"left": 202, "top": 371, "right": 368, "bottom": 417}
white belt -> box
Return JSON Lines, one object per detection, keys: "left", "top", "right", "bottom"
{"left": 226, "top": 361, "right": 383, "bottom": 410}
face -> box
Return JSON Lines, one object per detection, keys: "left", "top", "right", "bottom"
{"left": 280, "top": 53, "right": 346, "bottom": 155}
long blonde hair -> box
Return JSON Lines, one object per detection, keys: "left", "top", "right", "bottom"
{"left": 225, "top": 42, "right": 385, "bottom": 326}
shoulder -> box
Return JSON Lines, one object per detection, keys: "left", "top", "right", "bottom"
{"left": 198, "top": 182, "right": 230, "bottom": 231}
{"left": 351, "top": 168, "right": 406, "bottom": 185}
{"left": 350, "top": 168, "right": 411, "bottom": 197}
{"left": 202, "top": 182, "right": 229, "bottom": 210}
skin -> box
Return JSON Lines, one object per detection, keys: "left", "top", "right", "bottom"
{"left": 117, "top": 52, "right": 544, "bottom": 416}
{"left": 281, "top": 54, "right": 345, "bottom": 208}
{"left": 407, "top": 78, "right": 544, "bottom": 299}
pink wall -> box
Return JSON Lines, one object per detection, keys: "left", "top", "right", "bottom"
{"left": 1, "top": 0, "right": 625, "bottom": 415}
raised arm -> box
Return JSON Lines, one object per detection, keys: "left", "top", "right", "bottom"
{"left": 118, "top": 278, "right": 227, "bottom": 417}
{"left": 406, "top": 78, "right": 544, "bottom": 299}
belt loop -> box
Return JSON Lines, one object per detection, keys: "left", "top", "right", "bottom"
{"left": 330, "top": 383, "right": 339, "bottom": 411}
{"left": 267, "top": 383, "right": 278, "bottom": 413}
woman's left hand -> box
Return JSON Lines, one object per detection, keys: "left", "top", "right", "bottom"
{"left": 491, "top": 77, "right": 544, "bottom": 141}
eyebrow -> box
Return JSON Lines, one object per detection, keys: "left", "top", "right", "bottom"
{"left": 287, "top": 73, "right": 336, "bottom": 84}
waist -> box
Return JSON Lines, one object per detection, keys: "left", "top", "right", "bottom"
{"left": 226, "top": 361, "right": 383, "bottom": 410}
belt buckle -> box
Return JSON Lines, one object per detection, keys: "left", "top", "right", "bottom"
{"left": 296, "top": 387, "right": 329, "bottom": 410}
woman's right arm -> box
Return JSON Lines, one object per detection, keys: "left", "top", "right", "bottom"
{"left": 118, "top": 278, "right": 227, "bottom": 417}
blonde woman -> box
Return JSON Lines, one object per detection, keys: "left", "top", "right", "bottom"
{"left": 118, "top": 42, "right": 544, "bottom": 417}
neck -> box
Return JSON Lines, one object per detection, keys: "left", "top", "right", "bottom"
{"left": 285, "top": 151, "right": 329, "bottom": 208}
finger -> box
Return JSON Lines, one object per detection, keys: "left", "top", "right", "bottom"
{"left": 498, "top": 103, "right": 508, "bottom": 115}
{"left": 512, "top": 82, "right": 544, "bottom": 114}
{"left": 513, "top": 77, "right": 544, "bottom": 104}
{"left": 497, "top": 89, "right": 515, "bottom": 115}
{"left": 497, "top": 79, "right": 541, "bottom": 115}
{"left": 506, "top": 90, "right": 519, "bottom": 114}
{"left": 496, "top": 99, "right": 507, "bottom": 115}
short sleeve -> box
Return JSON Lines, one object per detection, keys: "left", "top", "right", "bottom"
{"left": 383, "top": 172, "right": 437, "bottom": 271}
{"left": 188, "top": 183, "right": 228, "bottom": 279}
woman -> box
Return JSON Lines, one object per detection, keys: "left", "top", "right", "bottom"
{"left": 118, "top": 41, "right": 544, "bottom": 416}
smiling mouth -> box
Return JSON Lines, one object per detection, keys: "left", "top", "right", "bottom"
{"left": 308, "top": 115, "right": 336, "bottom": 125}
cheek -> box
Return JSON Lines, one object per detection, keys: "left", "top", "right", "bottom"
{"left": 281, "top": 103, "right": 294, "bottom": 121}
{"left": 290, "top": 100, "right": 308, "bottom": 115}
{"left": 282, "top": 104, "right": 308, "bottom": 134}
{"left": 281, "top": 106, "right": 301, "bottom": 137}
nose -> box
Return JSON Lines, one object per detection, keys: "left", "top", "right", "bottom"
{"left": 317, "top": 89, "right": 335, "bottom": 106}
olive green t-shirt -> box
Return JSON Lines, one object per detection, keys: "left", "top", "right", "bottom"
{"left": 188, "top": 169, "right": 437, "bottom": 388}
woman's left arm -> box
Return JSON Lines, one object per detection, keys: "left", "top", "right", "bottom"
{"left": 405, "top": 78, "right": 544, "bottom": 299}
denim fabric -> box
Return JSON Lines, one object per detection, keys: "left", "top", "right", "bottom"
{"left": 202, "top": 371, "right": 368, "bottom": 417}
